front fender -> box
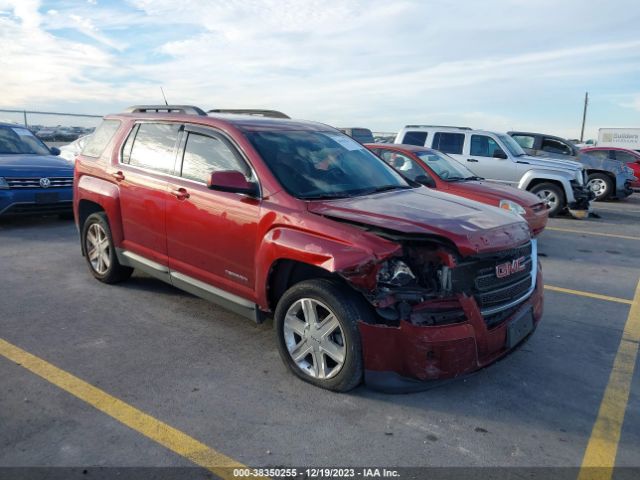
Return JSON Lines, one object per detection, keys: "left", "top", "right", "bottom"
{"left": 254, "top": 226, "right": 400, "bottom": 309}
{"left": 518, "top": 170, "right": 575, "bottom": 202}
{"left": 76, "top": 175, "right": 125, "bottom": 246}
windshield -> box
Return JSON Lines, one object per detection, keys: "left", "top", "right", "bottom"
{"left": 415, "top": 150, "right": 478, "bottom": 180}
{"left": 497, "top": 133, "right": 526, "bottom": 157}
{"left": 0, "top": 126, "right": 51, "bottom": 155}
{"left": 246, "top": 130, "right": 410, "bottom": 199}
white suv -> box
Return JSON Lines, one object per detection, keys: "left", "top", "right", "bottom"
{"left": 394, "top": 126, "right": 592, "bottom": 217}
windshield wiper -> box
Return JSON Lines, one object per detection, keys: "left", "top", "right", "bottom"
{"left": 355, "top": 185, "right": 411, "bottom": 196}
{"left": 464, "top": 176, "right": 484, "bottom": 181}
{"left": 301, "top": 193, "right": 351, "bottom": 200}
{"left": 445, "top": 176, "right": 467, "bottom": 182}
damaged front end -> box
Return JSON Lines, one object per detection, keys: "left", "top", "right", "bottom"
{"left": 341, "top": 232, "right": 544, "bottom": 392}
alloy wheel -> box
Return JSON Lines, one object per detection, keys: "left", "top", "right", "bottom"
{"left": 536, "top": 189, "right": 559, "bottom": 211}
{"left": 85, "top": 223, "right": 111, "bottom": 275}
{"left": 588, "top": 178, "right": 607, "bottom": 198}
{"left": 283, "top": 298, "right": 346, "bottom": 380}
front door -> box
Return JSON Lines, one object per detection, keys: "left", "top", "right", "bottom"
{"left": 165, "top": 125, "right": 260, "bottom": 302}
{"left": 465, "top": 134, "right": 518, "bottom": 185}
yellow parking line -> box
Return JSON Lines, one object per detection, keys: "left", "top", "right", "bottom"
{"left": 577, "top": 278, "right": 640, "bottom": 480}
{"left": 544, "top": 285, "right": 633, "bottom": 305}
{"left": 0, "top": 338, "right": 264, "bottom": 480}
{"left": 545, "top": 227, "right": 640, "bottom": 241}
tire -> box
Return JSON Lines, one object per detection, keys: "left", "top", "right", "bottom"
{"left": 274, "top": 279, "right": 369, "bottom": 392}
{"left": 587, "top": 173, "right": 613, "bottom": 201}
{"left": 530, "top": 182, "right": 566, "bottom": 217}
{"left": 81, "top": 212, "right": 133, "bottom": 284}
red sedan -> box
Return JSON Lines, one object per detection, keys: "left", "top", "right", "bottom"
{"left": 581, "top": 147, "right": 640, "bottom": 189}
{"left": 367, "top": 144, "right": 549, "bottom": 236}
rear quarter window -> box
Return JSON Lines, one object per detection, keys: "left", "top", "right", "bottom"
{"left": 402, "top": 131, "right": 428, "bottom": 146}
{"left": 432, "top": 132, "right": 464, "bottom": 154}
{"left": 82, "top": 120, "right": 121, "bottom": 158}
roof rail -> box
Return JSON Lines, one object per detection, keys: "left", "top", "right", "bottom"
{"left": 404, "top": 125, "right": 472, "bottom": 130}
{"left": 207, "top": 109, "right": 290, "bottom": 119}
{"left": 124, "top": 105, "right": 207, "bottom": 116}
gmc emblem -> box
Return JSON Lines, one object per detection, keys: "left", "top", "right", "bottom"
{"left": 496, "top": 256, "right": 526, "bottom": 278}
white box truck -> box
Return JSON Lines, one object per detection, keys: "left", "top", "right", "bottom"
{"left": 598, "top": 128, "right": 640, "bottom": 151}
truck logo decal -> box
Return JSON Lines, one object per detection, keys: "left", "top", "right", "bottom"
{"left": 495, "top": 256, "right": 526, "bottom": 278}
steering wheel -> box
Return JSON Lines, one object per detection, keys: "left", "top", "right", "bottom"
{"left": 439, "top": 170, "right": 450, "bottom": 179}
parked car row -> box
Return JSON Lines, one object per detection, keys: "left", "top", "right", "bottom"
{"left": 1, "top": 106, "right": 636, "bottom": 394}
{"left": 393, "top": 125, "right": 593, "bottom": 217}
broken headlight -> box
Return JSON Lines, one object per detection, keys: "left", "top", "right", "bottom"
{"left": 377, "top": 259, "right": 416, "bottom": 287}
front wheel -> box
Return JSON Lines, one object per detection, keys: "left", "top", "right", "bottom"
{"left": 530, "top": 182, "right": 565, "bottom": 217}
{"left": 587, "top": 173, "right": 613, "bottom": 201}
{"left": 274, "top": 279, "right": 369, "bottom": 392}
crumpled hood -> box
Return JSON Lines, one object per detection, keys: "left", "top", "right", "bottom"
{"left": 0, "top": 154, "right": 74, "bottom": 177}
{"left": 445, "top": 180, "right": 543, "bottom": 208}
{"left": 307, "top": 187, "right": 531, "bottom": 257}
{"left": 520, "top": 154, "right": 582, "bottom": 172}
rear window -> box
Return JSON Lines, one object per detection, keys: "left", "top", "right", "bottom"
{"left": 432, "top": 132, "right": 465, "bottom": 154}
{"left": 347, "top": 128, "right": 374, "bottom": 143}
{"left": 82, "top": 120, "right": 121, "bottom": 158}
{"left": 402, "top": 131, "right": 428, "bottom": 146}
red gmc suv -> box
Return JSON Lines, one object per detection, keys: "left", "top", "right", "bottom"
{"left": 74, "top": 105, "right": 544, "bottom": 392}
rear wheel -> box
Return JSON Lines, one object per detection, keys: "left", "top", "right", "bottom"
{"left": 587, "top": 173, "right": 613, "bottom": 201}
{"left": 530, "top": 182, "right": 565, "bottom": 217}
{"left": 82, "top": 212, "right": 133, "bottom": 283}
{"left": 274, "top": 279, "right": 368, "bottom": 392}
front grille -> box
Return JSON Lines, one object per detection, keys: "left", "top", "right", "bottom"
{"left": 5, "top": 177, "right": 73, "bottom": 189}
{"left": 475, "top": 276, "right": 531, "bottom": 308}
{"left": 458, "top": 241, "right": 535, "bottom": 328}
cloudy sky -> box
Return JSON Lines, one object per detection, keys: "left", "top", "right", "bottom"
{"left": 1, "top": 0, "right": 639, "bottom": 138}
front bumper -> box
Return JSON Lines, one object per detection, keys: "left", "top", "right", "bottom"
{"left": 359, "top": 264, "right": 544, "bottom": 392}
{"left": 614, "top": 173, "right": 634, "bottom": 199}
{"left": 0, "top": 187, "right": 73, "bottom": 217}
{"left": 568, "top": 183, "right": 594, "bottom": 218}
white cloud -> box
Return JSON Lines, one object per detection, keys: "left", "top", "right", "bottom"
{"left": 0, "top": 0, "right": 638, "bottom": 139}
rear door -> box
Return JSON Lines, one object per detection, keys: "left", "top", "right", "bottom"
{"left": 464, "top": 134, "right": 518, "bottom": 184}
{"left": 165, "top": 125, "right": 260, "bottom": 301}
{"left": 116, "top": 122, "right": 181, "bottom": 265}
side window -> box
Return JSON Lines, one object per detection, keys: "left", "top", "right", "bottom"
{"left": 512, "top": 135, "right": 535, "bottom": 149}
{"left": 402, "top": 131, "right": 428, "bottom": 146}
{"left": 470, "top": 135, "right": 501, "bottom": 157}
{"left": 613, "top": 151, "right": 637, "bottom": 163}
{"left": 128, "top": 123, "right": 181, "bottom": 174}
{"left": 432, "top": 132, "right": 464, "bottom": 154}
{"left": 541, "top": 138, "right": 572, "bottom": 155}
{"left": 180, "top": 133, "right": 251, "bottom": 183}
{"left": 82, "top": 120, "right": 121, "bottom": 158}
{"left": 585, "top": 149, "right": 609, "bottom": 160}
{"left": 379, "top": 150, "right": 424, "bottom": 181}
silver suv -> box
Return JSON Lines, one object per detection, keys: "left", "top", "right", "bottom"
{"left": 394, "top": 126, "right": 592, "bottom": 217}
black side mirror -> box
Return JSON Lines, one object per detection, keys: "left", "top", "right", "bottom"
{"left": 50, "top": 147, "right": 61, "bottom": 156}
{"left": 493, "top": 149, "right": 507, "bottom": 159}
{"left": 415, "top": 175, "right": 436, "bottom": 188}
